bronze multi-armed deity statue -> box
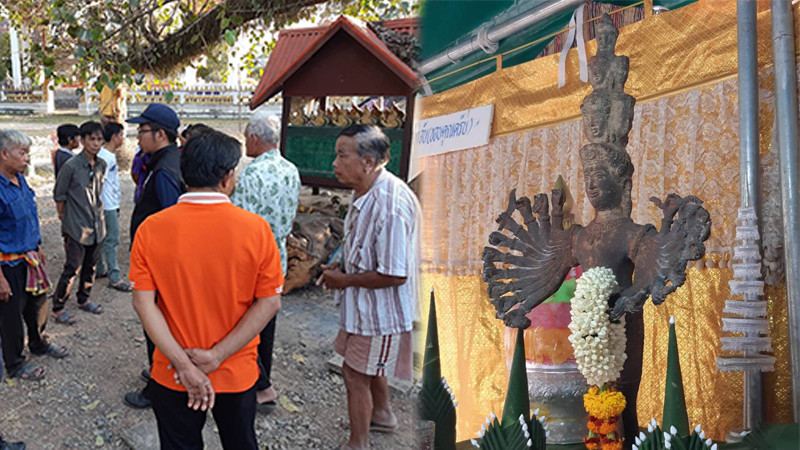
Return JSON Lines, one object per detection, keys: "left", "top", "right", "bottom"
{"left": 481, "top": 14, "right": 712, "bottom": 447}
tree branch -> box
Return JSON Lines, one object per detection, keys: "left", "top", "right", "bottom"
{"left": 127, "top": 0, "right": 328, "bottom": 75}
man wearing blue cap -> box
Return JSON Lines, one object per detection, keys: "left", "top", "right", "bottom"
{"left": 124, "top": 103, "right": 185, "bottom": 409}
{"left": 127, "top": 103, "right": 184, "bottom": 240}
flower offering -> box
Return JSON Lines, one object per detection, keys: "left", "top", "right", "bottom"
{"left": 567, "top": 267, "right": 627, "bottom": 448}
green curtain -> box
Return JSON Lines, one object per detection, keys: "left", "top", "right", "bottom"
{"left": 420, "top": 0, "right": 699, "bottom": 94}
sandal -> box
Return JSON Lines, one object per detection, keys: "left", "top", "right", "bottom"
{"left": 109, "top": 280, "right": 133, "bottom": 292}
{"left": 36, "top": 343, "right": 69, "bottom": 359}
{"left": 78, "top": 301, "right": 104, "bottom": 315}
{"left": 53, "top": 310, "right": 77, "bottom": 325}
{"left": 10, "top": 363, "right": 45, "bottom": 381}
{"left": 369, "top": 421, "right": 397, "bottom": 433}
{"left": 256, "top": 400, "right": 277, "bottom": 414}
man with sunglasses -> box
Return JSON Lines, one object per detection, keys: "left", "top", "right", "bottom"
{"left": 128, "top": 103, "right": 184, "bottom": 241}
{"left": 124, "top": 103, "right": 185, "bottom": 409}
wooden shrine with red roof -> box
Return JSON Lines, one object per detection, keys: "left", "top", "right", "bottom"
{"left": 249, "top": 16, "right": 419, "bottom": 188}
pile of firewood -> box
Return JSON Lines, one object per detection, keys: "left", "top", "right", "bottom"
{"left": 283, "top": 192, "right": 346, "bottom": 294}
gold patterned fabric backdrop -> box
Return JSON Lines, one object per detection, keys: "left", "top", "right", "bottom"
{"left": 420, "top": 70, "right": 776, "bottom": 272}
{"left": 417, "top": 1, "right": 797, "bottom": 442}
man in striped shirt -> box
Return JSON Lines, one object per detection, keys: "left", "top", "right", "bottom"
{"left": 321, "top": 125, "right": 418, "bottom": 450}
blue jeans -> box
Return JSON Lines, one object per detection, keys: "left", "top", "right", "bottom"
{"left": 97, "top": 209, "right": 121, "bottom": 283}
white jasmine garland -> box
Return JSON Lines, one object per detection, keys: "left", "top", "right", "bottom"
{"left": 568, "top": 267, "right": 627, "bottom": 386}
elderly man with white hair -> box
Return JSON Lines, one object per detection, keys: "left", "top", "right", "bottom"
{"left": 231, "top": 111, "right": 300, "bottom": 412}
{"left": 0, "top": 130, "right": 68, "bottom": 383}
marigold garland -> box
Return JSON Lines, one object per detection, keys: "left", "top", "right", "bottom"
{"left": 601, "top": 440, "right": 623, "bottom": 450}
{"left": 588, "top": 415, "right": 619, "bottom": 435}
{"left": 599, "top": 420, "right": 618, "bottom": 435}
{"left": 584, "top": 436, "right": 600, "bottom": 449}
{"left": 584, "top": 385, "right": 626, "bottom": 419}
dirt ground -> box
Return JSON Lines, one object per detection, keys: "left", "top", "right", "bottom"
{"left": 0, "top": 117, "right": 415, "bottom": 449}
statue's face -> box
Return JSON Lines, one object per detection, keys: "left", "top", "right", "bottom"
{"left": 597, "top": 31, "right": 617, "bottom": 53}
{"left": 590, "top": 65, "right": 606, "bottom": 87}
{"left": 584, "top": 163, "right": 623, "bottom": 211}
{"left": 584, "top": 110, "right": 607, "bottom": 139}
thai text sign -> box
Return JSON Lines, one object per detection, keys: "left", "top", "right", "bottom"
{"left": 414, "top": 104, "right": 494, "bottom": 157}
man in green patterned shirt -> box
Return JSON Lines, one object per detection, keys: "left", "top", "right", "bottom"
{"left": 232, "top": 111, "right": 300, "bottom": 412}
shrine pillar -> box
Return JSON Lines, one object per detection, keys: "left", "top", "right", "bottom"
{"left": 771, "top": 0, "right": 800, "bottom": 421}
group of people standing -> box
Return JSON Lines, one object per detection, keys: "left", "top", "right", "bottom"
{"left": 0, "top": 102, "right": 419, "bottom": 450}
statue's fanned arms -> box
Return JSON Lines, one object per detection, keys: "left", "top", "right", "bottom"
{"left": 482, "top": 189, "right": 710, "bottom": 328}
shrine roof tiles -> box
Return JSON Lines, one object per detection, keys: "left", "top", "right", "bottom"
{"left": 249, "top": 16, "right": 419, "bottom": 109}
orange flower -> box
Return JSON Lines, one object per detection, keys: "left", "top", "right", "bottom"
{"left": 599, "top": 421, "right": 618, "bottom": 435}
{"left": 584, "top": 385, "right": 627, "bottom": 419}
{"left": 601, "top": 441, "right": 623, "bottom": 450}
{"left": 584, "top": 436, "right": 601, "bottom": 449}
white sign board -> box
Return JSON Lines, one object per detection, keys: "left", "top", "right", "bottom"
{"left": 413, "top": 104, "right": 494, "bottom": 158}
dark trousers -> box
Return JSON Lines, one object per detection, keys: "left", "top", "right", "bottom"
{"left": 148, "top": 380, "right": 258, "bottom": 450}
{"left": 255, "top": 314, "right": 277, "bottom": 391}
{"left": 53, "top": 235, "right": 100, "bottom": 311}
{"left": 618, "top": 309, "right": 644, "bottom": 449}
{"left": 0, "top": 263, "right": 49, "bottom": 375}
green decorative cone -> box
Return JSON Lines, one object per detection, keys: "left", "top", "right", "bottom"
{"left": 474, "top": 327, "right": 549, "bottom": 449}
{"left": 501, "top": 327, "right": 531, "bottom": 432}
{"left": 422, "top": 288, "right": 442, "bottom": 383}
{"left": 662, "top": 317, "right": 690, "bottom": 438}
{"left": 418, "top": 288, "right": 456, "bottom": 450}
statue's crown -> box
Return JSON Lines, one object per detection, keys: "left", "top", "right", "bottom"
{"left": 580, "top": 142, "right": 634, "bottom": 180}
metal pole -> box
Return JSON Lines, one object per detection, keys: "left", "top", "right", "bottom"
{"left": 419, "top": 0, "right": 584, "bottom": 75}
{"left": 737, "top": 0, "right": 762, "bottom": 429}
{"left": 771, "top": 0, "right": 800, "bottom": 421}
{"left": 738, "top": 0, "right": 760, "bottom": 211}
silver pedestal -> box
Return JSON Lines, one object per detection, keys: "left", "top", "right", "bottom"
{"left": 527, "top": 362, "right": 589, "bottom": 444}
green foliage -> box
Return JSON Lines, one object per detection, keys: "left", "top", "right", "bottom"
{"left": 0, "top": 33, "right": 10, "bottom": 84}
{"left": 4, "top": 0, "right": 418, "bottom": 92}
{"left": 323, "top": 0, "right": 420, "bottom": 21}
{"left": 195, "top": 45, "right": 229, "bottom": 83}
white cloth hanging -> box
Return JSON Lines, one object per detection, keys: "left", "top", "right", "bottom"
{"left": 558, "top": 5, "right": 587, "bottom": 88}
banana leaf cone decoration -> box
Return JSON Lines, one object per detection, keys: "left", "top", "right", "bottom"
{"left": 634, "top": 318, "right": 717, "bottom": 450}
{"left": 662, "top": 316, "right": 690, "bottom": 439}
{"left": 418, "top": 288, "right": 457, "bottom": 450}
{"left": 736, "top": 423, "right": 800, "bottom": 449}
{"left": 471, "top": 328, "right": 549, "bottom": 449}
{"left": 637, "top": 422, "right": 800, "bottom": 450}
{"left": 634, "top": 419, "right": 718, "bottom": 450}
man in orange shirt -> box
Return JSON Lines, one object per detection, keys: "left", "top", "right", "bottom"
{"left": 129, "top": 131, "right": 282, "bottom": 449}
